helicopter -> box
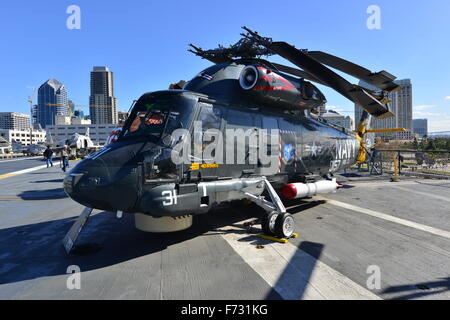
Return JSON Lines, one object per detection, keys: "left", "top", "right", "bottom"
{"left": 62, "top": 27, "right": 403, "bottom": 253}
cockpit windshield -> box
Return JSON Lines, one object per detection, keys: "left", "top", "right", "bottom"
{"left": 120, "top": 94, "right": 195, "bottom": 141}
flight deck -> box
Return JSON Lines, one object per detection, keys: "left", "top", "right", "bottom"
{"left": 0, "top": 158, "right": 449, "bottom": 300}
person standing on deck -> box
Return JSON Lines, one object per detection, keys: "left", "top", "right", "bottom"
{"left": 61, "top": 145, "right": 70, "bottom": 172}
{"left": 43, "top": 146, "right": 54, "bottom": 168}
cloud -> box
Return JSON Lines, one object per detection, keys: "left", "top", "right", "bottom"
{"left": 413, "top": 105, "right": 435, "bottom": 111}
{"left": 445, "top": 96, "right": 450, "bottom": 101}
{"left": 428, "top": 119, "right": 450, "bottom": 132}
{"left": 400, "top": 103, "right": 450, "bottom": 132}
{"left": 413, "top": 111, "right": 449, "bottom": 118}
{"left": 413, "top": 112, "right": 450, "bottom": 132}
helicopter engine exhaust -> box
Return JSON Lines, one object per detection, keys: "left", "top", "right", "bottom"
{"left": 239, "top": 65, "right": 259, "bottom": 90}
{"left": 281, "top": 179, "right": 339, "bottom": 199}
{"left": 238, "top": 65, "right": 320, "bottom": 110}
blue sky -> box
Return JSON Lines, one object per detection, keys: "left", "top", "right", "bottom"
{"left": 0, "top": 0, "right": 449, "bottom": 131}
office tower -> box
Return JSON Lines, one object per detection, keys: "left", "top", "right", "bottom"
{"left": 394, "top": 79, "right": 413, "bottom": 137}
{"left": 413, "top": 119, "right": 428, "bottom": 138}
{"left": 36, "top": 78, "right": 68, "bottom": 128}
{"left": 31, "top": 105, "right": 38, "bottom": 126}
{"left": 0, "top": 112, "right": 31, "bottom": 130}
{"left": 355, "top": 79, "right": 413, "bottom": 140}
{"left": 73, "top": 109, "right": 85, "bottom": 118}
{"left": 89, "top": 66, "right": 118, "bottom": 124}
{"left": 322, "top": 110, "right": 354, "bottom": 130}
{"left": 68, "top": 100, "right": 76, "bottom": 116}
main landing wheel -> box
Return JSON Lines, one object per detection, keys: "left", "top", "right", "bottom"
{"left": 274, "top": 213, "right": 295, "bottom": 239}
{"left": 261, "top": 211, "right": 279, "bottom": 236}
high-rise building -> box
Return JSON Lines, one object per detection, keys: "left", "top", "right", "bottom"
{"left": 30, "top": 105, "right": 38, "bottom": 126}
{"left": 355, "top": 79, "right": 413, "bottom": 140}
{"left": 73, "top": 109, "right": 85, "bottom": 118}
{"left": 68, "top": 100, "right": 75, "bottom": 116}
{"left": 0, "top": 112, "right": 31, "bottom": 130}
{"left": 322, "top": 110, "right": 354, "bottom": 130}
{"left": 413, "top": 119, "right": 428, "bottom": 138}
{"left": 37, "top": 79, "right": 68, "bottom": 128}
{"left": 89, "top": 66, "right": 118, "bottom": 124}
{"left": 394, "top": 79, "right": 413, "bottom": 137}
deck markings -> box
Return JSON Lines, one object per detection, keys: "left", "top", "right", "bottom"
{"left": 0, "top": 165, "right": 49, "bottom": 180}
{"left": 389, "top": 185, "right": 450, "bottom": 203}
{"left": 0, "top": 157, "right": 40, "bottom": 163}
{"left": 319, "top": 197, "right": 450, "bottom": 240}
{"left": 218, "top": 223, "right": 380, "bottom": 300}
{"left": 0, "top": 197, "right": 21, "bottom": 201}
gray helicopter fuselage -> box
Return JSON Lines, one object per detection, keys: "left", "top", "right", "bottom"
{"left": 64, "top": 62, "right": 358, "bottom": 218}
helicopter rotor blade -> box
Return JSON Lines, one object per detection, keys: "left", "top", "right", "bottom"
{"left": 188, "top": 44, "right": 230, "bottom": 64}
{"left": 269, "top": 42, "right": 393, "bottom": 118}
{"left": 271, "top": 63, "right": 384, "bottom": 100}
{"left": 242, "top": 27, "right": 394, "bottom": 119}
{"left": 306, "top": 51, "right": 401, "bottom": 93}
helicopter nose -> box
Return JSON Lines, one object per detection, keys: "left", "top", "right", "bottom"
{"left": 63, "top": 158, "right": 114, "bottom": 210}
{"left": 64, "top": 149, "right": 140, "bottom": 212}
{"left": 64, "top": 142, "right": 147, "bottom": 212}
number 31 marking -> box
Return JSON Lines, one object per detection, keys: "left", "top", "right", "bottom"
{"left": 162, "top": 190, "right": 178, "bottom": 206}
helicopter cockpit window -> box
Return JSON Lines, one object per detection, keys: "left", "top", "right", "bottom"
{"left": 128, "top": 111, "right": 166, "bottom": 134}
{"left": 198, "top": 105, "right": 223, "bottom": 131}
{"left": 120, "top": 95, "right": 195, "bottom": 141}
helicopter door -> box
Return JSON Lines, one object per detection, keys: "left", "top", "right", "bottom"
{"left": 225, "top": 108, "right": 259, "bottom": 177}
{"left": 191, "top": 103, "right": 226, "bottom": 180}
{"left": 256, "top": 116, "right": 280, "bottom": 176}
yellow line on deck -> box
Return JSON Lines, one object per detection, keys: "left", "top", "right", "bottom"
{"left": 0, "top": 197, "right": 21, "bottom": 201}
{"left": 0, "top": 174, "right": 15, "bottom": 180}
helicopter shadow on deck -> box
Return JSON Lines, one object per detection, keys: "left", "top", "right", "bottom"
{"left": 382, "top": 278, "right": 450, "bottom": 300}
{"left": 0, "top": 199, "right": 324, "bottom": 300}
{"left": 30, "top": 179, "right": 64, "bottom": 184}
{"left": 0, "top": 211, "right": 209, "bottom": 286}
{"left": 17, "top": 188, "right": 68, "bottom": 200}
{"left": 215, "top": 199, "right": 326, "bottom": 300}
